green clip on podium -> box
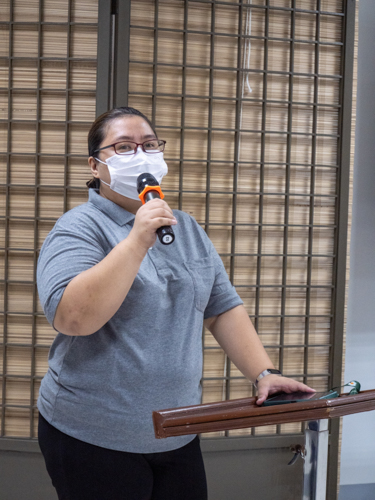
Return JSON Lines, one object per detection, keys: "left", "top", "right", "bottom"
{"left": 153, "top": 390, "right": 375, "bottom": 500}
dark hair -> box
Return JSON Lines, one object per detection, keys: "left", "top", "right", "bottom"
{"left": 86, "top": 107, "right": 157, "bottom": 190}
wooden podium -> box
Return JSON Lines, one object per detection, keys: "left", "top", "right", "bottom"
{"left": 153, "top": 390, "right": 375, "bottom": 439}
{"left": 153, "top": 390, "right": 375, "bottom": 500}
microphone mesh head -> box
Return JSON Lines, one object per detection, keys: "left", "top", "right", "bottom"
{"left": 137, "top": 173, "right": 159, "bottom": 194}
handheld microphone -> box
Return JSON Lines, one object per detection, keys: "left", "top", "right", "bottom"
{"left": 137, "top": 173, "right": 175, "bottom": 245}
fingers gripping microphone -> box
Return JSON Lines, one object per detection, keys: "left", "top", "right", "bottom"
{"left": 137, "top": 173, "right": 175, "bottom": 245}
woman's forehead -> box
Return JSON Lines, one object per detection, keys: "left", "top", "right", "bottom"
{"left": 104, "top": 115, "right": 155, "bottom": 142}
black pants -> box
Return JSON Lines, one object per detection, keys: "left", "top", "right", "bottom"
{"left": 38, "top": 414, "right": 207, "bottom": 500}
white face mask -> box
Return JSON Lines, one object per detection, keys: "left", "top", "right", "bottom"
{"left": 96, "top": 148, "right": 168, "bottom": 201}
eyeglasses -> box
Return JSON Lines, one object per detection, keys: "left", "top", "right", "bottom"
{"left": 93, "top": 139, "right": 166, "bottom": 156}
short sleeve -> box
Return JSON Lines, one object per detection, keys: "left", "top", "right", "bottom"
{"left": 37, "top": 227, "right": 106, "bottom": 328}
{"left": 202, "top": 239, "right": 243, "bottom": 320}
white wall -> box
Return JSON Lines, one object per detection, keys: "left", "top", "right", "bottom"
{"left": 340, "top": 0, "right": 375, "bottom": 486}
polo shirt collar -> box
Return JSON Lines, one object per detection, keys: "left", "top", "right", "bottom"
{"left": 88, "top": 189, "right": 135, "bottom": 226}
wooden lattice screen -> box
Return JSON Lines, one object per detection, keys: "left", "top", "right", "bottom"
{"left": 0, "top": 0, "right": 98, "bottom": 438}
{"left": 0, "top": 0, "right": 353, "bottom": 445}
{"left": 127, "top": 0, "right": 349, "bottom": 438}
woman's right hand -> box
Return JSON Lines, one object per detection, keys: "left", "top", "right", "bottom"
{"left": 54, "top": 199, "right": 177, "bottom": 336}
{"left": 129, "top": 199, "right": 178, "bottom": 252}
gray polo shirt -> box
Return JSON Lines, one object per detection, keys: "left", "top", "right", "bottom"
{"left": 37, "top": 189, "right": 243, "bottom": 453}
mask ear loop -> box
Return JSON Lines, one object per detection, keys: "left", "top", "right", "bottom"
{"left": 90, "top": 157, "right": 110, "bottom": 189}
{"left": 87, "top": 157, "right": 106, "bottom": 192}
{"left": 94, "top": 157, "right": 107, "bottom": 165}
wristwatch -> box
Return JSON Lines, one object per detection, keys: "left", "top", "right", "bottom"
{"left": 255, "top": 369, "right": 282, "bottom": 387}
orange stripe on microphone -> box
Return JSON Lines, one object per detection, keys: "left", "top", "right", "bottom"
{"left": 138, "top": 185, "right": 165, "bottom": 205}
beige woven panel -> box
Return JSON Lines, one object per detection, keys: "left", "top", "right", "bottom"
{"left": 0, "top": 0, "right": 352, "bottom": 441}
{"left": 0, "top": 0, "right": 98, "bottom": 437}
{"left": 129, "top": 0, "right": 348, "bottom": 438}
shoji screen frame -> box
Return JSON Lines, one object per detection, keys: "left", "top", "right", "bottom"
{"left": 95, "top": 1, "right": 356, "bottom": 497}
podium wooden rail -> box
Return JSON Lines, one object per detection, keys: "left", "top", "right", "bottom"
{"left": 153, "top": 390, "right": 375, "bottom": 500}
{"left": 153, "top": 389, "right": 375, "bottom": 439}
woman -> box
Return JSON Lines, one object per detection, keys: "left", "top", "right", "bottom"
{"left": 37, "top": 107, "right": 314, "bottom": 500}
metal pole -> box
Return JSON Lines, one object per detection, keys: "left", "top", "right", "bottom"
{"left": 114, "top": 0, "right": 131, "bottom": 108}
{"left": 96, "top": 0, "right": 112, "bottom": 116}
{"left": 303, "top": 419, "right": 329, "bottom": 500}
